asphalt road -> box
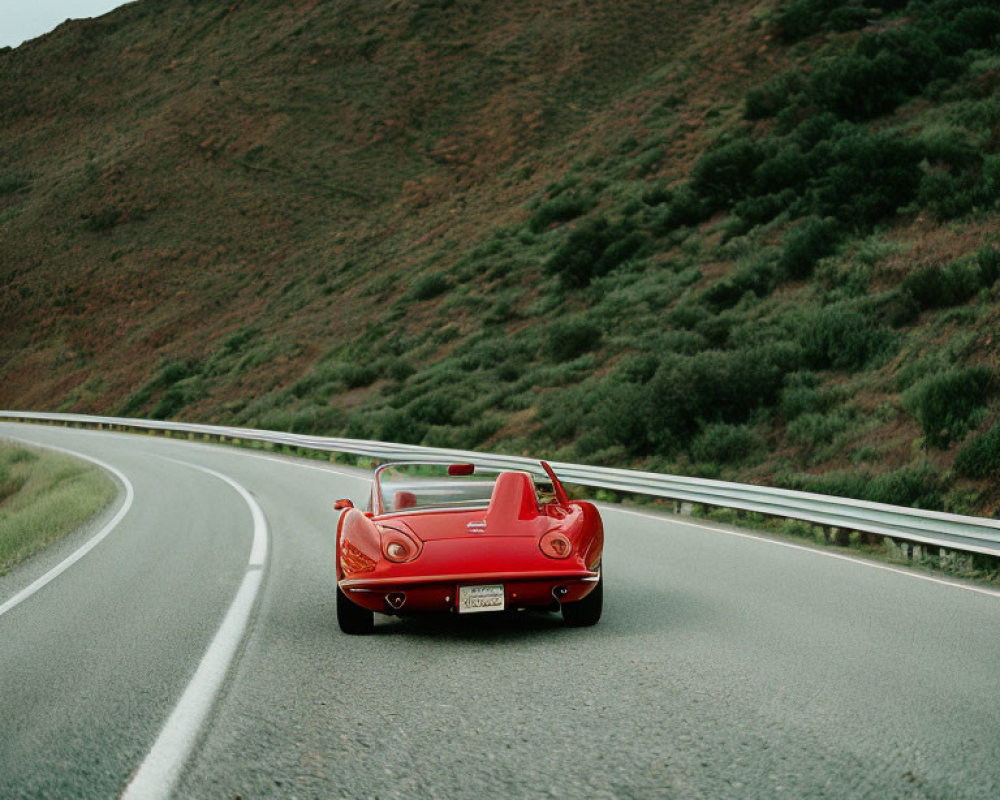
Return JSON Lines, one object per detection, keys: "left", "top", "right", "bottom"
{"left": 1, "top": 423, "right": 998, "bottom": 799}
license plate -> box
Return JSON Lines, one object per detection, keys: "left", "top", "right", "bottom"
{"left": 458, "top": 584, "right": 505, "bottom": 614}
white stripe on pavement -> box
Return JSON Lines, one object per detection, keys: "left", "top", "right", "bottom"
{"left": 121, "top": 461, "right": 270, "bottom": 800}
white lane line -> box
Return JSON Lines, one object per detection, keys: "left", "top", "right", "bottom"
{"left": 0, "top": 442, "right": 135, "bottom": 619}
{"left": 606, "top": 505, "right": 1000, "bottom": 599}
{"left": 121, "top": 462, "right": 269, "bottom": 800}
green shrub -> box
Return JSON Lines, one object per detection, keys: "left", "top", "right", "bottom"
{"left": 690, "top": 423, "right": 765, "bottom": 465}
{"left": 691, "top": 137, "right": 766, "bottom": 208}
{"left": 784, "top": 462, "right": 945, "bottom": 510}
{"left": 409, "top": 272, "right": 451, "bottom": 301}
{"left": 800, "top": 304, "right": 892, "bottom": 370}
{"left": 874, "top": 289, "right": 921, "bottom": 328}
{"left": 221, "top": 327, "right": 259, "bottom": 356}
{"left": 789, "top": 111, "right": 844, "bottom": 150}
{"left": 866, "top": 463, "right": 946, "bottom": 509}
{"left": 787, "top": 408, "right": 855, "bottom": 448}
{"left": 527, "top": 194, "right": 595, "bottom": 233}
{"left": 952, "top": 6, "right": 1000, "bottom": 49}
{"left": 386, "top": 358, "right": 416, "bottom": 382}
{"left": 954, "top": 422, "right": 1000, "bottom": 479}
{"left": 919, "top": 169, "right": 983, "bottom": 219}
{"left": 950, "top": 98, "right": 1000, "bottom": 132}
{"left": 806, "top": 22, "right": 962, "bottom": 118}
{"left": 641, "top": 182, "right": 672, "bottom": 206}
{"left": 340, "top": 363, "right": 380, "bottom": 389}
{"left": 752, "top": 143, "right": 812, "bottom": 195}
{"left": 121, "top": 360, "right": 202, "bottom": 417}
{"left": 575, "top": 379, "right": 649, "bottom": 455}
{"left": 977, "top": 244, "right": 1000, "bottom": 287}
{"left": 779, "top": 217, "right": 843, "bottom": 279}
{"left": 666, "top": 303, "right": 709, "bottom": 331}
{"left": 643, "top": 344, "right": 797, "bottom": 449}
{"left": 422, "top": 417, "right": 502, "bottom": 450}
{"left": 745, "top": 74, "right": 802, "bottom": 120}
{"left": 151, "top": 377, "right": 202, "bottom": 420}
{"left": 901, "top": 259, "right": 986, "bottom": 310}
{"left": 733, "top": 190, "right": 797, "bottom": 228}
{"left": 654, "top": 185, "right": 709, "bottom": 230}
{"left": 810, "top": 130, "right": 923, "bottom": 226}
{"left": 780, "top": 378, "right": 836, "bottom": 420}
{"left": 535, "top": 386, "right": 587, "bottom": 443}
{"left": 544, "top": 217, "right": 645, "bottom": 288}
{"left": 544, "top": 318, "right": 603, "bottom": 362}
{"left": 702, "top": 259, "right": 777, "bottom": 311}
{"left": 901, "top": 366, "right": 992, "bottom": 447}
{"left": 786, "top": 469, "right": 872, "bottom": 501}
{"left": 159, "top": 361, "right": 195, "bottom": 385}
{"left": 375, "top": 409, "right": 428, "bottom": 444}
{"left": 774, "top": 0, "right": 858, "bottom": 42}
{"left": 805, "top": 52, "right": 907, "bottom": 121}
{"left": 694, "top": 314, "right": 735, "bottom": 348}
{"left": 645, "top": 330, "right": 709, "bottom": 356}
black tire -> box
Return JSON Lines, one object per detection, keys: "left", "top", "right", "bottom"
{"left": 337, "top": 584, "right": 374, "bottom": 635}
{"left": 562, "top": 568, "right": 603, "bottom": 627}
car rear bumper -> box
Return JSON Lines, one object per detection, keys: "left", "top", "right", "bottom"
{"left": 340, "top": 569, "right": 600, "bottom": 614}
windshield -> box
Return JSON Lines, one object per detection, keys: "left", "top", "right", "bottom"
{"left": 375, "top": 463, "right": 548, "bottom": 514}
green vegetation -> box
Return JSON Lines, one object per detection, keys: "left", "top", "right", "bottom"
{"left": 0, "top": 443, "right": 116, "bottom": 575}
{"left": 955, "top": 423, "right": 1000, "bottom": 479}
{"left": 902, "top": 366, "right": 993, "bottom": 448}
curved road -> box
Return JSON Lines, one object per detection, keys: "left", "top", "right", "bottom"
{"left": 1, "top": 423, "right": 998, "bottom": 799}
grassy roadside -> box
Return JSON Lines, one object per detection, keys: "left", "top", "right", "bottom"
{"left": 0, "top": 441, "right": 116, "bottom": 576}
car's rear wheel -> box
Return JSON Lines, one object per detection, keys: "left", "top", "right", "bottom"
{"left": 562, "top": 567, "right": 603, "bottom": 627}
{"left": 337, "top": 584, "right": 374, "bottom": 635}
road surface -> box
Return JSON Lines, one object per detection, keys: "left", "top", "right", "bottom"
{"left": 1, "top": 422, "right": 997, "bottom": 799}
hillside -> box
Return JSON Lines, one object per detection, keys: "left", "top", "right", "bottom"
{"left": 1, "top": 0, "right": 999, "bottom": 516}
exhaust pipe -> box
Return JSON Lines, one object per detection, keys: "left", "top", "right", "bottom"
{"left": 385, "top": 592, "right": 406, "bottom": 611}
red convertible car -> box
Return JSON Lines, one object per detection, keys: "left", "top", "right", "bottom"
{"left": 334, "top": 461, "right": 604, "bottom": 634}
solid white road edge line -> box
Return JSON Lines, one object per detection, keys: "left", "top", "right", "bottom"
{"left": 606, "top": 505, "right": 1000, "bottom": 600}
{"left": 0, "top": 441, "right": 135, "bottom": 619}
{"left": 121, "top": 462, "right": 270, "bottom": 800}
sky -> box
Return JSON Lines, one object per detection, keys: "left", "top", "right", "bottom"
{"left": 1, "top": 1, "right": 134, "bottom": 49}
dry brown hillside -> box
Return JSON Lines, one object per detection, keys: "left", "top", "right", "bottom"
{"left": 2, "top": 0, "right": 999, "bottom": 515}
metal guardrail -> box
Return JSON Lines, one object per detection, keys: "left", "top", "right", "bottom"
{"left": 2, "top": 410, "right": 999, "bottom": 558}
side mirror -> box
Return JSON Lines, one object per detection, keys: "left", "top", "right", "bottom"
{"left": 334, "top": 499, "right": 354, "bottom": 511}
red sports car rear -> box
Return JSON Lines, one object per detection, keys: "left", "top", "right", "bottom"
{"left": 334, "top": 462, "right": 604, "bottom": 634}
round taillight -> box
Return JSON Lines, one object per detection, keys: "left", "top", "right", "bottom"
{"left": 379, "top": 525, "right": 423, "bottom": 563}
{"left": 540, "top": 531, "right": 572, "bottom": 559}
{"left": 385, "top": 541, "right": 409, "bottom": 561}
